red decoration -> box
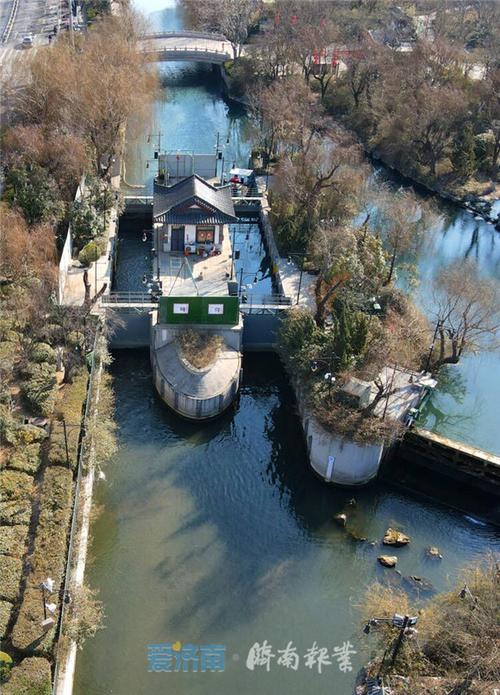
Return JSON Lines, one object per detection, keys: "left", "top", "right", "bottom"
{"left": 291, "top": 15, "right": 297, "bottom": 25}
{"left": 274, "top": 12, "right": 280, "bottom": 25}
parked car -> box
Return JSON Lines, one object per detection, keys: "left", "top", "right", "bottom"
{"left": 21, "top": 34, "right": 34, "bottom": 48}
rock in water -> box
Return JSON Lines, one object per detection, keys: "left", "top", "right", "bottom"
{"left": 426, "top": 546, "right": 442, "bottom": 559}
{"left": 378, "top": 555, "right": 398, "bottom": 568}
{"left": 383, "top": 528, "right": 410, "bottom": 546}
{"left": 334, "top": 513, "right": 347, "bottom": 527}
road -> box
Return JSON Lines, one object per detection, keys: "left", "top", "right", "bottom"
{"left": 0, "top": 0, "right": 70, "bottom": 81}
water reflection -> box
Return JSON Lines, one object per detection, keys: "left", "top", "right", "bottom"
{"left": 74, "top": 351, "right": 500, "bottom": 695}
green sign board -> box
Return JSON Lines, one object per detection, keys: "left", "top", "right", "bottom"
{"left": 158, "top": 296, "right": 240, "bottom": 326}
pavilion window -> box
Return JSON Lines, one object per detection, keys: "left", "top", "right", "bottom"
{"left": 196, "top": 225, "right": 215, "bottom": 244}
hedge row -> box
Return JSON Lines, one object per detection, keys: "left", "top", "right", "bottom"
{"left": 0, "top": 471, "right": 34, "bottom": 526}
{"left": 6, "top": 442, "right": 42, "bottom": 475}
{"left": 48, "top": 372, "right": 88, "bottom": 471}
{"left": 0, "top": 524, "right": 29, "bottom": 557}
{"left": 0, "top": 599, "right": 13, "bottom": 639}
{"left": 0, "top": 555, "right": 23, "bottom": 602}
{"left": 22, "top": 363, "right": 58, "bottom": 418}
{"left": 11, "top": 466, "right": 73, "bottom": 655}
{"left": 2, "top": 656, "right": 52, "bottom": 695}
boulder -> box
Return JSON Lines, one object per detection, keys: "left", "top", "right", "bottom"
{"left": 426, "top": 546, "right": 442, "bottom": 559}
{"left": 334, "top": 513, "right": 347, "bottom": 527}
{"left": 403, "top": 575, "right": 434, "bottom": 593}
{"left": 378, "top": 555, "right": 398, "bottom": 568}
{"left": 383, "top": 528, "right": 410, "bottom": 547}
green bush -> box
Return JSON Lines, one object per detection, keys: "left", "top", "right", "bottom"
{"left": 22, "top": 363, "right": 57, "bottom": 417}
{"left": 0, "top": 405, "right": 17, "bottom": 446}
{"left": 6, "top": 443, "right": 41, "bottom": 475}
{"left": 11, "top": 467, "right": 73, "bottom": 655}
{"left": 0, "top": 470, "right": 34, "bottom": 503}
{"left": 69, "top": 198, "right": 101, "bottom": 251}
{"left": 0, "top": 501, "right": 32, "bottom": 526}
{"left": 0, "top": 341, "right": 15, "bottom": 372}
{"left": 0, "top": 555, "right": 23, "bottom": 602}
{"left": 0, "top": 470, "right": 34, "bottom": 527}
{"left": 78, "top": 237, "right": 106, "bottom": 267}
{"left": 14, "top": 425, "right": 48, "bottom": 446}
{"left": 31, "top": 343, "right": 56, "bottom": 365}
{"left": 2, "top": 656, "right": 52, "bottom": 695}
{"left": 0, "top": 600, "right": 13, "bottom": 640}
{"left": 0, "top": 524, "right": 29, "bottom": 557}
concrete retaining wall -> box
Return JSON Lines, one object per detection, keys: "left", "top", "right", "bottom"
{"left": 294, "top": 380, "right": 383, "bottom": 486}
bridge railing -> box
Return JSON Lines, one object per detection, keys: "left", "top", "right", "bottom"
{"left": 143, "top": 46, "right": 232, "bottom": 60}
{"left": 142, "top": 30, "right": 227, "bottom": 41}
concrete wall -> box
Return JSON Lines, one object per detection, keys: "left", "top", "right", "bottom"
{"left": 303, "top": 414, "right": 383, "bottom": 485}
{"left": 108, "top": 309, "right": 152, "bottom": 348}
{"left": 294, "top": 380, "right": 384, "bottom": 486}
{"left": 160, "top": 223, "right": 225, "bottom": 251}
{"left": 151, "top": 351, "right": 240, "bottom": 420}
{"left": 242, "top": 312, "right": 282, "bottom": 351}
{"left": 152, "top": 315, "right": 243, "bottom": 352}
{"left": 58, "top": 177, "right": 85, "bottom": 304}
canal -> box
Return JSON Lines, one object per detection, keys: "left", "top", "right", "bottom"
{"left": 74, "top": 2, "right": 500, "bottom": 693}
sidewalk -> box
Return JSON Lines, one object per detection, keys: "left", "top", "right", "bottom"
{"left": 61, "top": 208, "right": 118, "bottom": 308}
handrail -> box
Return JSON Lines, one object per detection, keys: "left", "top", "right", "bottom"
{"left": 142, "top": 46, "right": 231, "bottom": 57}
{"left": 142, "top": 30, "right": 227, "bottom": 41}
{"left": 102, "top": 292, "right": 157, "bottom": 304}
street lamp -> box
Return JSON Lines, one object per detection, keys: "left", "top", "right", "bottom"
{"left": 310, "top": 355, "right": 339, "bottom": 394}
{"left": 60, "top": 417, "right": 84, "bottom": 469}
{"left": 238, "top": 271, "right": 259, "bottom": 302}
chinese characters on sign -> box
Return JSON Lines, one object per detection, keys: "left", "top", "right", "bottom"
{"left": 173, "top": 303, "right": 189, "bottom": 315}
{"left": 246, "top": 640, "right": 356, "bottom": 674}
{"left": 147, "top": 643, "right": 226, "bottom": 673}
{"left": 147, "top": 640, "right": 356, "bottom": 674}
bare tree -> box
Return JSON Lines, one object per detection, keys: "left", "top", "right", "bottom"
{"left": 430, "top": 261, "right": 500, "bottom": 368}
{"left": 192, "top": 0, "right": 259, "bottom": 59}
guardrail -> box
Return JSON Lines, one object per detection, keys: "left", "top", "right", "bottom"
{"left": 1, "top": 0, "right": 19, "bottom": 43}
{"left": 143, "top": 46, "right": 231, "bottom": 61}
{"left": 102, "top": 291, "right": 157, "bottom": 304}
{"left": 239, "top": 293, "right": 292, "bottom": 307}
{"left": 142, "top": 30, "right": 227, "bottom": 41}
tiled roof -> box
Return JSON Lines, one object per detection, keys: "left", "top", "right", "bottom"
{"left": 153, "top": 175, "right": 237, "bottom": 223}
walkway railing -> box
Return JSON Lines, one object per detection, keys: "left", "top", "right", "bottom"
{"left": 142, "top": 30, "right": 227, "bottom": 41}
{"left": 102, "top": 291, "right": 157, "bottom": 305}
{"left": 143, "top": 46, "right": 231, "bottom": 61}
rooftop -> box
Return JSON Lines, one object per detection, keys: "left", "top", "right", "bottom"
{"left": 153, "top": 174, "right": 237, "bottom": 224}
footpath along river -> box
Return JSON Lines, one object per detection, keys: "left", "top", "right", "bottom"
{"left": 73, "top": 2, "right": 500, "bottom": 694}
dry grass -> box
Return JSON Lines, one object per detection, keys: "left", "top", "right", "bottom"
{"left": 313, "top": 395, "right": 404, "bottom": 445}
{"left": 2, "top": 656, "right": 52, "bottom": 695}
{"left": 177, "top": 330, "right": 223, "bottom": 370}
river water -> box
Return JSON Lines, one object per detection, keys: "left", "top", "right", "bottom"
{"left": 74, "top": 3, "right": 500, "bottom": 693}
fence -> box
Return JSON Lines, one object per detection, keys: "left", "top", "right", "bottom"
{"left": 101, "top": 291, "right": 157, "bottom": 305}
{"left": 142, "top": 30, "right": 227, "bottom": 41}
{"left": 52, "top": 326, "right": 103, "bottom": 694}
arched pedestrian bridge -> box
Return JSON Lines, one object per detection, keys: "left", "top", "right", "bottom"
{"left": 140, "top": 31, "right": 233, "bottom": 64}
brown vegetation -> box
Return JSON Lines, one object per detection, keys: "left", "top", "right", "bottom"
{"left": 178, "top": 330, "right": 224, "bottom": 369}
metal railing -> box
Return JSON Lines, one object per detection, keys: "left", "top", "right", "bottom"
{"left": 143, "top": 46, "right": 231, "bottom": 60}
{"left": 141, "top": 30, "right": 227, "bottom": 41}
{"left": 101, "top": 291, "right": 158, "bottom": 305}
{"left": 52, "top": 327, "right": 102, "bottom": 694}
{"left": 239, "top": 293, "right": 292, "bottom": 307}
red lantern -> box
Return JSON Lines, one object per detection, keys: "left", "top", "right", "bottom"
{"left": 274, "top": 12, "right": 280, "bottom": 25}
{"left": 291, "top": 14, "right": 297, "bottom": 25}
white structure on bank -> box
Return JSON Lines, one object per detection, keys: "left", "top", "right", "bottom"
{"left": 299, "top": 367, "right": 437, "bottom": 486}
